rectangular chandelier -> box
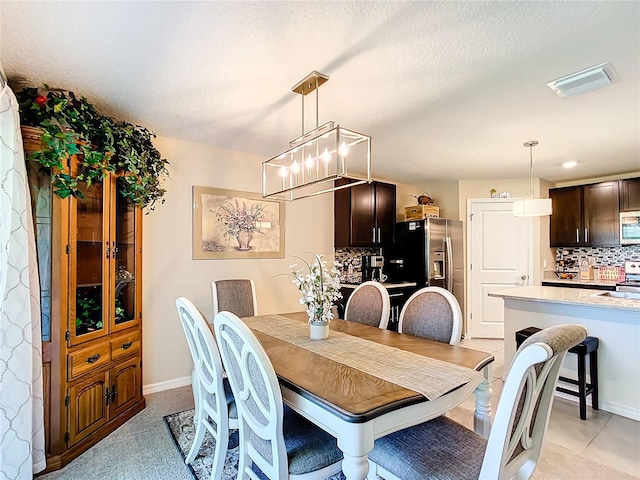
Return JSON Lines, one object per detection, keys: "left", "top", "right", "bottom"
{"left": 262, "top": 71, "right": 372, "bottom": 201}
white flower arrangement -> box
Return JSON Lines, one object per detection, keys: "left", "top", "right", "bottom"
{"left": 290, "top": 254, "right": 342, "bottom": 324}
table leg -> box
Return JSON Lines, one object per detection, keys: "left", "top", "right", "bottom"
{"left": 337, "top": 421, "right": 373, "bottom": 480}
{"left": 474, "top": 365, "right": 493, "bottom": 438}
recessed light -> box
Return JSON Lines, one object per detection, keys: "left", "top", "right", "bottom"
{"left": 563, "top": 161, "right": 578, "bottom": 169}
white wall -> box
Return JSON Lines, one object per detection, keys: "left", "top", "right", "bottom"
{"left": 142, "top": 136, "right": 334, "bottom": 391}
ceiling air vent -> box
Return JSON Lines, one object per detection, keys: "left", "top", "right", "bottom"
{"left": 547, "top": 62, "right": 615, "bottom": 97}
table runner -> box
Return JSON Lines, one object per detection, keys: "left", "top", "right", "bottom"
{"left": 243, "top": 315, "right": 483, "bottom": 400}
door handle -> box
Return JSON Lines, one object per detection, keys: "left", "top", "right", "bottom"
{"left": 584, "top": 228, "right": 588, "bottom": 243}
{"left": 576, "top": 229, "right": 579, "bottom": 243}
{"left": 372, "top": 228, "right": 376, "bottom": 243}
{"left": 520, "top": 274, "right": 528, "bottom": 281}
{"left": 377, "top": 227, "right": 381, "bottom": 244}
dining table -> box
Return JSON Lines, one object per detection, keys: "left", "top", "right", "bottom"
{"left": 235, "top": 311, "right": 494, "bottom": 480}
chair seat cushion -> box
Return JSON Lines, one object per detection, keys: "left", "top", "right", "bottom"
{"left": 369, "top": 416, "right": 487, "bottom": 480}
{"left": 283, "top": 405, "right": 343, "bottom": 475}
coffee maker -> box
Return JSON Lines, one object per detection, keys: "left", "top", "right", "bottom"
{"left": 362, "top": 255, "right": 385, "bottom": 282}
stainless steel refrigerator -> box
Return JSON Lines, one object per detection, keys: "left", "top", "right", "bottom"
{"left": 393, "top": 218, "right": 464, "bottom": 317}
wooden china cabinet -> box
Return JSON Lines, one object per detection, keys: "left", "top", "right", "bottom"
{"left": 26, "top": 147, "right": 145, "bottom": 472}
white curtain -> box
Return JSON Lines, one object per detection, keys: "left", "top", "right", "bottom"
{"left": 0, "top": 83, "right": 46, "bottom": 477}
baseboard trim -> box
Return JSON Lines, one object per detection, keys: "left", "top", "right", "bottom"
{"left": 143, "top": 375, "right": 191, "bottom": 395}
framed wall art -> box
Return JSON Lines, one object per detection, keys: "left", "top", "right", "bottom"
{"left": 192, "top": 186, "right": 285, "bottom": 259}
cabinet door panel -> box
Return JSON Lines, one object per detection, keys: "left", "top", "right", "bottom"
{"left": 550, "top": 186, "right": 582, "bottom": 247}
{"left": 621, "top": 178, "right": 640, "bottom": 211}
{"left": 350, "top": 183, "right": 376, "bottom": 246}
{"left": 375, "top": 183, "right": 396, "bottom": 246}
{"left": 112, "top": 185, "right": 141, "bottom": 333}
{"left": 584, "top": 182, "right": 619, "bottom": 246}
{"left": 70, "top": 177, "right": 109, "bottom": 345}
{"left": 67, "top": 372, "right": 109, "bottom": 446}
{"left": 110, "top": 357, "right": 142, "bottom": 418}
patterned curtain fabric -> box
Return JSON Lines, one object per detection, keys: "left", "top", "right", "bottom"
{"left": 0, "top": 81, "right": 46, "bottom": 477}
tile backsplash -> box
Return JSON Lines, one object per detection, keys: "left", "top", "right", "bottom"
{"left": 554, "top": 245, "right": 640, "bottom": 270}
{"left": 334, "top": 247, "right": 381, "bottom": 284}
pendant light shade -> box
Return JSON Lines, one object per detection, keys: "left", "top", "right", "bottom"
{"left": 513, "top": 140, "right": 553, "bottom": 217}
{"left": 262, "top": 71, "right": 371, "bottom": 201}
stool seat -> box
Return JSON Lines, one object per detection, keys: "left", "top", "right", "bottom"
{"left": 516, "top": 326, "right": 599, "bottom": 420}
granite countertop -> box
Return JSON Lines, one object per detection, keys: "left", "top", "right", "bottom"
{"left": 489, "top": 286, "right": 640, "bottom": 311}
{"left": 541, "top": 271, "right": 619, "bottom": 288}
{"left": 341, "top": 281, "right": 417, "bottom": 289}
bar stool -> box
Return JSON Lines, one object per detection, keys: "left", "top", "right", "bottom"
{"left": 515, "top": 326, "right": 599, "bottom": 420}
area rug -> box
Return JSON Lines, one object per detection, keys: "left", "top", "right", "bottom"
{"left": 163, "top": 409, "right": 346, "bottom": 480}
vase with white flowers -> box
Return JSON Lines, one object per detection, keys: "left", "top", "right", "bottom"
{"left": 290, "top": 254, "right": 342, "bottom": 340}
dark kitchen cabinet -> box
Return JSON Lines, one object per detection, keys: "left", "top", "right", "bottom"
{"left": 620, "top": 177, "right": 640, "bottom": 211}
{"left": 550, "top": 181, "right": 619, "bottom": 247}
{"left": 334, "top": 179, "right": 396, "bottom": 247}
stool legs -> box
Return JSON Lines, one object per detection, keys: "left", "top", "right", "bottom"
{"left": 577, "top": 354, "right": 587, "bottom": 420}
{"left": 590, "top": 350, "right": 599, "bottom": 411}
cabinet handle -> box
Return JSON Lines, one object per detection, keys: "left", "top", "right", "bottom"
{"left": 112, "top": 241, "right": 118, "bottom": 257}
{"left": 85, "top": 353, "right": 101, "bottom": 364}
{"left": 105, "top": 386, "right": 110, "bottom": 406}
{"left": 377, "top": 227, "right": 381, "bottom": 243}
{"left": 576, "top": 229, "right": 579, "bottom": 243}
{"left": 105, "top": 243, "right": 110, "bottom": 259}
{"left": 584, "top": 228, "right": 588, "bottom": 243}
{"left": 121, "top": 341, "right": 132, "bottom": 350}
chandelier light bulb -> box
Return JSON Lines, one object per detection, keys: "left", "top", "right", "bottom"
{"left": 306, "top": 154, "right": 314, "bottom": 167}
{"left": 322, "top": 147, "right": 331, "bottom": 163}
{"left": 279, "top": 165, "right": 288, "bottom": 177}
{"left": 339, "top": 141, "right": 348, "bottom": 156}
{"left": 292, "top": 160, "right": 300, "bottom": 173}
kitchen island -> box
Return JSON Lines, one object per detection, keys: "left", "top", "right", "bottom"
{"left": 490, "top": 286, "right": 640, "bottom": 421}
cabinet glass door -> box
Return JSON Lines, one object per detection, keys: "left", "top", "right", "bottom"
{"left": 72, "top": 178, "right": 107, "bottom": 343}
{"left": 112, "top": 180, "right": 139, "bottom": 331}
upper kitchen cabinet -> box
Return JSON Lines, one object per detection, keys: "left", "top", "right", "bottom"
{"left": 620, "top": 177, "right": 640, "bottom": 211}
{"left": 334, "top": 179, "right": 396, "bottom": 248}
{"left": 550, "top": 181, "right": 620, "bottom": 247}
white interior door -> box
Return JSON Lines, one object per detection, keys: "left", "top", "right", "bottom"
{"left": 467, "top": 199, "right": 531, "bottom": 338}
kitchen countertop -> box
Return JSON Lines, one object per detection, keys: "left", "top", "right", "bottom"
{"left": 541, "top": 272, "right": 619, "bottom": 288}
{"left": 341, "top": 282, "right": 417, "bottom": 290}
{"left": 490, "top": 285, "right": 640, "bottom": 312}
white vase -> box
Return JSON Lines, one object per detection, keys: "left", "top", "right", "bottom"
{"left": 309, "top": 321, "right": 329, "bottom": 340}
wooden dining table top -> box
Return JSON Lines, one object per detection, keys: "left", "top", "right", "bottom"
{"left": 237, "top": 311, "right": 494, "bottom": 422}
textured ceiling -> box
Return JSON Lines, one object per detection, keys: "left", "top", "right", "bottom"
{"left": 2, "top": 1, "right": 639, "bottom": 185}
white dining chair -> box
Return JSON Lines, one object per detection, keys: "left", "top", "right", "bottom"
{"left": 368, "top": 324, "right": 588, "bottom": 480}
{"left": 212, "top": 279, "right": 258, "bottom": 318}
{"left": 398, "top": 286, "right": 462, "bottom": 345}
{"left": 344, "top": 281, "right": 391, "bottom": 329}
{"left": 213, "top": 311, "right": 343, "bottom": 479}
{"left": 175, "top": 297, "right": 239, "bottom": 480}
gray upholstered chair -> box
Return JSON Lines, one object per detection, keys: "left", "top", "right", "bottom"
{"left": 344, "top": 281, "right": 391, "bottom": 329}
{"left": 367, "top": 324, "right": 588, "bottom": 480}
{"left": 213, "top": 311, "right": 343, "bottom": 479}
{"left": 212, "top": 279, "right": 258, "bottom": 318}
{"left": 175, "top": 297, "right": 238, "bottom": 480}
{"left": 398, "top": 286, "right": 462, "bottom": 345}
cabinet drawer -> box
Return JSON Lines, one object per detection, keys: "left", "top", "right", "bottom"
{"left": 68, "top": 342, "right": 111, "bottom": 380}
{"left": 110, "top": 331, "right": 140, "bottom": 360}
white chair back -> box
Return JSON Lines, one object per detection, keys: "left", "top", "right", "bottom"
{"left": 175, "top": 297, "right": 236, "bottom": 479}
{"left": 344, "top": 281, "right": 391, "bottom": 329}
{"left": 482, "top": 324, "right": 587, "bottom": 478}
{"left": 368, "top": 324, "right": 587, "bottom": 480}
{"left": 398, "top": 286, "right": 462, "bottom": 344}
{"left": 214, "top": 311, "right": 288, "bottom": 479}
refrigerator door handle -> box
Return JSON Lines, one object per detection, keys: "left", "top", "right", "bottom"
{"left": 445, "top": 236, "right": 453, "bottom": 292}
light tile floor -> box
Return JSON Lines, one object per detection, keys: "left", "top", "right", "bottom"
{"left": 39, "top": 338, "right": 640, "bottom": 479}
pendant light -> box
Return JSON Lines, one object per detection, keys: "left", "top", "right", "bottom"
{"left": 513, "top": 140, "right": 553, "bottom": 217}
{"left": 262, "top": 71, "right": 371, "bottom": 201}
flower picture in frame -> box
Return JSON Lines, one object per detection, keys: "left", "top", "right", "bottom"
{"left": 192, "top": 186, "right": 285, "bottom": 259}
